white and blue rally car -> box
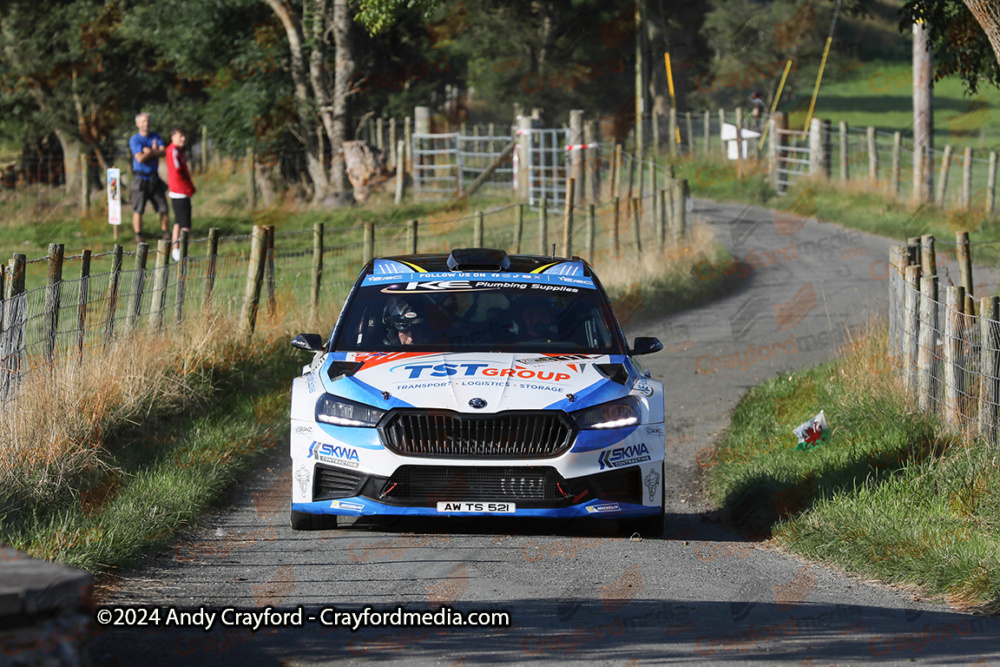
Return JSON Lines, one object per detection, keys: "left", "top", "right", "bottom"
{"left": 288, "top": 248, "right": 665, "bottom": 535}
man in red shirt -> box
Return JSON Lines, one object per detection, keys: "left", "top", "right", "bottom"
{"left": 166, "top": 127, "right": 196, "bottom": 261}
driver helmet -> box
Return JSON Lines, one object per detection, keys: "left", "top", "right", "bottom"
{"left": 383, "top": 296, "right": 430, "bottom": 333}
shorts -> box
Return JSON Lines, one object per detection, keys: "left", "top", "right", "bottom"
{"left": 130, "top": 175, "right": 169, "bottom": 215}
{"left": 170, "top": 197, "right": 192, "bottom": 229}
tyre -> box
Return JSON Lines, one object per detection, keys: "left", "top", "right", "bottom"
{"left": 290, "top": 510, "right": 339, "bottom": 531}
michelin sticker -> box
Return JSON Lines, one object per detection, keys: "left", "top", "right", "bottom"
{"left": 644, "top": 468, "right": 660, "bottom": 502}
{"left": 585, "top": 503, "right": 622, "bottom": 514}
{"left": 598, "top": 443, "right": 651, "bottom": 470}
{"left": 296, "top": 466, "right": 311, "bottom": 496}
{"left": 330, "top": 500, "right": 364, "bottom": 512}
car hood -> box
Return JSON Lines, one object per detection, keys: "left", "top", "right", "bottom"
{"left": 321, "top": 351, "right": 636, "bottom": 413}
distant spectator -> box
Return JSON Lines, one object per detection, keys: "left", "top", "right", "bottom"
{"left": 750, "top": 91, "right": 767, "bottom": 131}
{"left": 129, "top": 112, "right": 169, "bottom": 244}
{"left": 165, "top": 127, "right": 196, "bottom": 262}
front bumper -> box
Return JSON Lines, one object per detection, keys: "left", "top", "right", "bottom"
{"left": 292, "top": 496, "right": 661, "bottom": 519}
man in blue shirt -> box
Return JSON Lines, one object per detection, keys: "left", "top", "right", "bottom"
{"left": 129, "top": 112, "right": 170, "bottom": 243}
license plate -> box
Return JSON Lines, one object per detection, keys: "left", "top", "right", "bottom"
{"left": 436, "top": 502, "right": 516, "bottom": 513}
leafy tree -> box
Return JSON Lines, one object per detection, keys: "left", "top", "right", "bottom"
{"left": 0, "top": 0, "right": 175, "bottom": 191}
{"left": 900, "top": 0, "right": 1000, "bottom": 94}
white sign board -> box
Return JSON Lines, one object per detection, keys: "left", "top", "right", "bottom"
{"left": 107, "top": 168, "right": 121, "bottom": 225}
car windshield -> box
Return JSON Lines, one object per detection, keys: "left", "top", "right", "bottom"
{"left": 333, "top": 272, "right": 624, "bottom": 353}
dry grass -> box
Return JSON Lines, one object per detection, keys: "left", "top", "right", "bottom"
{"left": 0, "top": 301, "right": 310, "bottom": 520}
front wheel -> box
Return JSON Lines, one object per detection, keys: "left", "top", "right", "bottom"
{"left": 290, "top": 510, "right": 339, "bottom": 531}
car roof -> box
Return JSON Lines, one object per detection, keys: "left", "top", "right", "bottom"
{"left": 369, "top": 250, "right": 594, "bottom": 275}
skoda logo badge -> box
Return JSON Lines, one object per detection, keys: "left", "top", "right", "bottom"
{"left": 469, "top": 398, "right": 487, "bottom": 409}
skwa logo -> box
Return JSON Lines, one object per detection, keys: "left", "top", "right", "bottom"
{"left": 307, "top": 442, "right": 360, "bottom": 468}
{"left": 598, "top": 443, "right": 651, "bottom": 470}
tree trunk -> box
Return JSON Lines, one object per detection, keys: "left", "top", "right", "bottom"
{"left": 264, "top": 0, "right": 329, "bottom": 202}
{"left": 963, "top": 1, "right": 1000, "bottom": 65}
{"left": 913, "top": 20, "right": 934, "bottom": 204}
{"left": 331, "top": 0, "right": 354, "bottom": 193}
{"left": 54, "top": 128, "right": 83, "bottom": 195}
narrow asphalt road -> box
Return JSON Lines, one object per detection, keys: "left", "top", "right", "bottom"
{"left": 91, "top": 198, "right": 1000, "bottom": 666}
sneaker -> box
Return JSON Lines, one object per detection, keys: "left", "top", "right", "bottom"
{"left": 162, "top": 231, "right": 171, "bottom": 241}
{"left": 172, "top": 248, "right": 181, "bottom": 262}
{"left": 135, "top": 233, "right": 145, "bottom": 244}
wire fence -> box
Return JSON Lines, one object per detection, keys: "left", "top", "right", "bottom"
{"left": 888, "top": 240, "right": 1000, "bottom": 446}
{"left": 0, "top": 176, "right": 693, "bottom": 406}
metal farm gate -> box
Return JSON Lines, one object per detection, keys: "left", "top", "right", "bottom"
{"left": 412, "top": 129, "right": 517, "bottom": 199}
{"left": 774, "top": 126, "right": 810, "bottom": 195}
{"left": 523, "top": 128, "right": 568, "bottom": 211}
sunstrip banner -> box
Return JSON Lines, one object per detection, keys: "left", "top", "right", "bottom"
{"left": 107, "top": 168, "right": 121, "bottom": 225}
{"left": 362, "top": 272, "right": 596, "bottom": 290}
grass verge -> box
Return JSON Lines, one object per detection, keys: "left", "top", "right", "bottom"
{"left": 706, "top": 320, "right": 1000, "bottom": 612}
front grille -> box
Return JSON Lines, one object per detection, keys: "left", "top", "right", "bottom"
{"left": 313, "top": 464, "right": 366, "bottom": 501}
{"left": 377, "top": 466, "right": 565, "bottom": 504}
{"left": 379, "top": 410, "right": 575, "bottom": 459}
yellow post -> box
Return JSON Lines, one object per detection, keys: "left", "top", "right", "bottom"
{"left": 664, "top": 53, "right": 681, "bottom": 146}
{"left": 758, "top": 59, "right": 793, "bottom": 151}
{"left": 802, "top": 36, "right": 834, "bottom": 132}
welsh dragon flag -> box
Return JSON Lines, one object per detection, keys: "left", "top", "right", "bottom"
{"left": 793, "top": 410, "right": 829, "bottom": 451}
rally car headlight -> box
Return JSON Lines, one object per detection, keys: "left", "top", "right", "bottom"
{"left": 315, "top": 394, "right": 386, "bottom": 427}
{"left": 571, "top": 396, "right": 642, "bottom": 429}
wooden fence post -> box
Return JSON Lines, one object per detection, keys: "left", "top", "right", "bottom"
{"left": 538, "top": 198, "right": 549, "bottom": 255}
{"left": 907, "top": 237, "right": 921, "bottom": 266}
{"left": 962, "top": 146, "right": 973, "bottom": 209}
{"left": 127, "top": 243, "right": 149, "bottom": 331}
{"left": 563, "top": 180, "right": 575, "bottom": 256}
{"left": 175, "top": 229, "right": 189, "bottom": 325}
{"left": 612, "top": 197, "right": 621, "bottom": 258}
{"left": 936, "top": 145, "right": 953, "bottom": 207}
{"left": 703, "top": 110, "right": 710, "bottom": 156}
{"left": 239, "top": 226, "right": 267, "bottom": 337}
{"left": 888, "top": 245, "right": 908, "bottom": 351}
{"left": 904, "top": 264, "right": 922, "bottom": 398}
{"left": 685, "top": 111, "right": 694, "bottom": 156}
{"left": 474, "top": 211, "right": 484, "bottom": 247}
{"left": 839, "top": 121, "right": 849, "bottom": 181}
{"left": 867, "top": 126, "right": 878, "bottom": 183}
{"left": 2, "top": 254, "right": 26, "bottom": 401}
{"left": 612, "top": 144, "right": 622, "bottom": 200}
{"left": 584, "top": 120, "right": 598, "bottom": 203}
{"left": 988, "top": 151, "right": 998, "bottom": 215}
{"left": 978, "top": 296, "right": 1000, "bottom": 441}
{"left": 246, "top": 146, "right": 256, "bottom": 211}
{"left": 204, "top": 228, "right": 219, "bottom": 311}
{"left": 43, "top": 243, "right": 64, "bottom": 364}
{"left": 656, "top": 190, "right": 666, "bottom": 248}
{"left": 675, "top": 179, "right": 689, "bottom": 240}
{"left": 668, "top": 108, "right": 677, "bottom": 157}
{"left": 389, "top": 118, "right": 397, "bottom": 168}
{"left": 718, "top": 109, "right": 726, "bottom": 157}
{"left": 917, "top": 274, "right": 939, "bottom": 413}
{"left": 913, "top": 144, "right": 926, "bottom": 205}
{"left": 891, "top": 131, "right": 901, "bottom": 196}
{"left": 957, "top": 231, "right": 973, "bottom": 296}
{"left": 363, "top": 222, "right": 374, "bottom": 266}
{"left": 150, "top": 239, "right": 169, "bottom": 331}
{"left": 404, "top": 116, "right": 412, "bottom": 173}
{"left": 586, "top": 204, "right": 595, "bottom": 262}
{"left": 201, "top": 125, "right": 208, "bottom": 173}
{"left": 513, "top": 204, "right": 523, "bottom": 254}
{"left": 406, "top": 219, "right": 418, "bottom": 254}
{"left": 921, "top": 234, "right": 936, "bottom": 277}
{"left": 631, "top": 198, "right": 642, "bottom": 254}
{"left": 311, "top": 223, "right": 323, "bottom": 318}
{"left": 394, "top": 140, "right": 406, "bottom": 204}
{"left": 76, "top": 249, "right": 91, "bottom": 360}
{"left": 265, "top": 225, "right": 276, "bottom": 319}
{"left": 944, "top": 285, "right": 964, "bottom": 426}
{"left": 104, "top": 245, "right": 123, "bottom": 344}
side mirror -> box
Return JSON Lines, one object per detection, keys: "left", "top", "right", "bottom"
{"left": 291, "top": 333, "right": 325, "bottom": 352}
{"left": 629, "top": 337, "right": 663, "bottom": 356}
